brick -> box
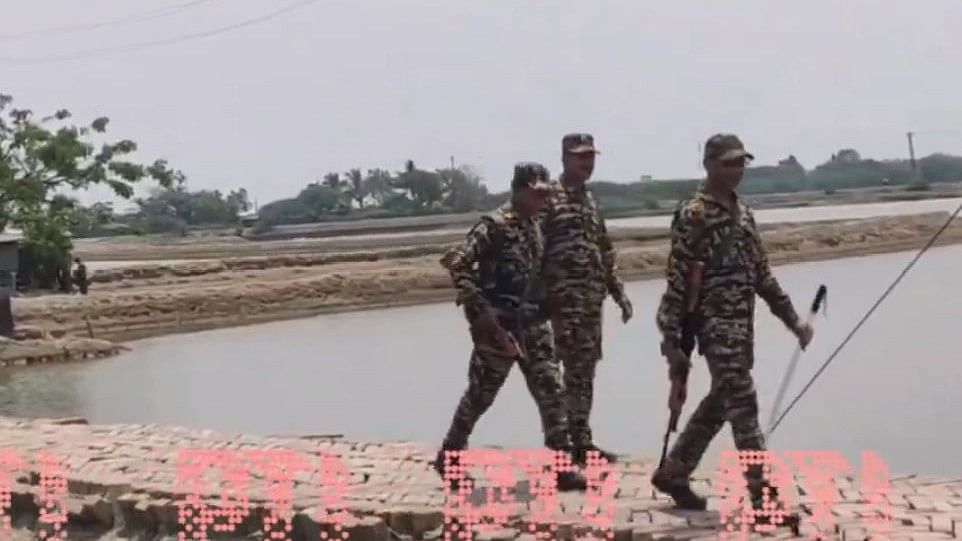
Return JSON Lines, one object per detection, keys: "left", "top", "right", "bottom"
{"left": 611, "top": 522, "right": 633, "bottom": 541}
{"left": 840, "top": 525, "right": 868, "bottom": 541}
{"left": 475, "top": 528, "right": 519, "bottom": 541}
{"left": 909, "top": 496, "right": 939, "bottom": 512}
{"left": 928, "top": 514, "right": 953, "bottom": 533}
{"left": 296, "top": 511, "right": 388, "bottom": 541}
{"left": 950, "top": 516, "right": 962, "bottom": 538}
{"left": 648, "top": 511, "right": 688, "bottom": 528}
{"left": 631, "top": 524, "right": 679, "bottom": 541}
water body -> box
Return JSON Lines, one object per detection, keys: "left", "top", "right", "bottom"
{"left": 612, "top": 196, "right": 962, "bottom": 228}
{"left": 2, "top": 245, "right": 961, "bottom": 477}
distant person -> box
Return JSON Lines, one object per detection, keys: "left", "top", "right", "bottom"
{"left": 73, "top": 258, "right": 88, "bottom": 295}
{"left": 540, "top": 133, "right": 633, "bottom": 466}
{"left": 434, "top": 162, "right": 587, "bottom": 492}
{"left": 652, "top": 134, "right": 814, "bottom": 521}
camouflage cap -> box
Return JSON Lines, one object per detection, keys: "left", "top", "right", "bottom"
{"left": 703, "top": 133, "right": 755, "bottom": 162}
{"left": 562, "top": 133, "right": 600, "bottom": 155}
{"left": 511, "top": 162, "right": 552, "bottom": 192}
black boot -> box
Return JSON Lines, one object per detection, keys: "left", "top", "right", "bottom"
{"left": 750, "top": 483, "right": 800, "bottom": 534}
{"left": 556, "top": 470, "right": 588, "bottom": 492}
{"left": 433, "top": 447, "right": 474, "bottom": 492}
{"left": 651, "top": 465, "right": 707, "bottom": 511}
{"left": 573, "top": 443, "right": 619, "bottom": 466}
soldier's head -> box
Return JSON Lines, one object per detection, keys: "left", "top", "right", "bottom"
{"left": 511, "top": 162, "right": 552, "bottom": 216}
{"left": 560, "top": 133, "right": 599, "bottom": 185}
{"left": 702, "top": 133, "right": 754, "bottom": 192}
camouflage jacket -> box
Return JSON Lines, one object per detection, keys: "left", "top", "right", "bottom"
{"left": 655, "top": 186, "right": 800, "bottom": 344}
{"left": 540, "top": 180, "right": 626, "bottom": 308}
{"left": 440, "top": 202, "right": 548, "bottom": 327}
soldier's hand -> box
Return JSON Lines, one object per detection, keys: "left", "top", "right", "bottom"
{"left": 502, "top": 332, "right": 524, "bottom": 359}
{"left": 794, "top": 322, "right": 814, "bottom": 350}
{"left": 618, "top": 297, "right": 633, "bottom": 323}
{"left": 474, "top": 309, "right": 523, "bottom": 358}
{"left": 473, "top": 309, "right": 502, "bottom": 336}
{"left": 660, "top": 340, "right": 689, "bottom": 368}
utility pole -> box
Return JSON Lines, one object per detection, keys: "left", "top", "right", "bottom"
{"left": 907, "top": 132, "right": 918, "bottom": 182}
{"left": 450, "top": 156, "right": 455, "bottom": 170}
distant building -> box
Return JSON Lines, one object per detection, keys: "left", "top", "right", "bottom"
{"left": 833, "top": 149, "right": 862, "bottom": 164}
{"left": 238, "top": 211, "right": 260, "bottom": 228}
{"left": 0, "top": 230, "right": 23, "bottom": 291}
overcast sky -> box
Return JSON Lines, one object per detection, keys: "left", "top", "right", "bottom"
{"left": 3, "top": 0, "right": 962, "bottom": 209}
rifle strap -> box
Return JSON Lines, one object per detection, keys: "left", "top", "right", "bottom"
{"left": 673, "top": 197, "right": 739, "bottom": 342}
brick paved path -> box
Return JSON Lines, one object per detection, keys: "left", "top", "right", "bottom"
{"left": 0, "top": 417, "right": 960, "bottom": 541}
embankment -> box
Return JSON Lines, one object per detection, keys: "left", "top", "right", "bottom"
{"left": 0, "top": 416, "right": 957, "bottom": 540}
{"left": 16, "top": 213, "right": 962, "bottom": 343}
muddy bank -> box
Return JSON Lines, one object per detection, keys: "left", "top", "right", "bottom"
{"left": 81, "top": 213, "right": 948, "bottom": 286}
{"left": 10, "top": 213, "right": 960, "bottom": 344}
{"left": 0, "top": 416, "right": 956, "bottom": 541}
{"left": 0, "top": 324, "right": 126, "bottom": 367}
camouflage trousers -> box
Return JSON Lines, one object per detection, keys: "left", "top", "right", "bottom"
{"left": 442, "top": 321, "right": 571, "bottom": 451}
{"left": 552, "top": 302, "right": 604, "bottom": 449}
{"left": 660, "top": 320, "right": 766, "bottom": 490}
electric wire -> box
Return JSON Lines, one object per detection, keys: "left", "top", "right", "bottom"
{"left": 0, "top": 0, "right": 320, "bottom": 64}
{"left": 768, "top": 200, "right": 962, "bottom": 435}
{"left": 0, "top": 0, "right": 216, "bottom": 40}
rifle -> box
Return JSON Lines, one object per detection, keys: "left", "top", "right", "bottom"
{"left": 658, "top": 260, "right": 705, "bottom": 470}
{"left": 656, "top": 201, "right": 735, "bottom": 469}
{"left": 510, "top": 247, "right": 553, "bottom": 361}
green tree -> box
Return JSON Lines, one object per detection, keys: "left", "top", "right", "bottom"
{"left": 440, "top": 166, "right": 488, "bottom": 212}
{"left": 394, "top": 160, "right": 443, "bottom": 208}
{"left": 919, "top": 153, "right": 962, "bottom": 183}
{"left": 226, "top": 188, "right": 251, "bottom": 213}
{"left": 0, "top": 93, "right": 181, "bottom": 287}
{"left": 362, "top": 168, "right": 394, "bottom": 207}
{"left": 134, "top": 183, "right": 252, "bottom": 232}
{"left": 298, "top": 182, "right": 341, "bottom": 214}
{"left": 69, "top": 201, "right": 115, "bottom": 237}
{"left": 322, "top": 172, "right": 343, "bottom": 190}
{"left": 344, "top": 168, "right": 366, "bottom": 208}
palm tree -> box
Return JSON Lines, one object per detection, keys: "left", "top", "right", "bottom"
{"left": 344, "top": 168, "right": 365, "bottom": 209}
{"left": 322, "top": 172, "right": 343, "bottom": 190}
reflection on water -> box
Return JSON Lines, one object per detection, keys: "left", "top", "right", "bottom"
{"left": 608, "top": 196, "right": 962, "bottom": 228}
{"left": 1, "top": 245, "right": 961, "bottom": 477}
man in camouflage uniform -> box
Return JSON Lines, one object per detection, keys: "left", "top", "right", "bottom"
{"left": 434, "top": 162, "right": 587, "bottom": 492}
{"left": 651, "top": 134, "right": 814, "bottom": 513}
{"left": 541, "top": 133, "right": 633, "bottom": 466}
